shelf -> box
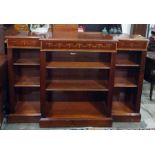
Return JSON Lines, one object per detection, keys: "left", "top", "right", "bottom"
{"left": 14, "top": 59, "right": 40, "bottom": 66}
{"left": 116, "top": 59, "right": 139, "bottom": 67}
{"left": 15, "top": 77, "right": 40, "bottom": 87}
{"left": 114, "top": 78, "right": 137, "bottom": 88}
{"left": 112, "top": 101, "right": 140, "bottom": 122}
{"left": 112, "top": 101, "right": 133, "bottom": 115}
{"left": 47, "top": 101, "right": 106, "bottom": 118}
{"left": 8, "top": 101, "right": 41, "bottom": 123}
{"left": 46, "top": 61, "right": 110, "bottom": 69}
{"left": 40, "top": 101, "right": 112, "bottom": 127}
{"left": 46, "top": 80, "right": 109, "bottom": 91}
{"left": 15, "top": 101, "right": 40, "bottom": 115}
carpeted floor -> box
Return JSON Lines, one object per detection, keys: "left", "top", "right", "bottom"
{"left": 2, "top": 80, "right": 155, "bottom": 130}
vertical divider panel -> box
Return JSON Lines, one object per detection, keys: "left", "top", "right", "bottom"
{"left": 7, "top": 48, "right": 16, "bottom": 113}
{"left": 135, "top": 51, "right": 147, "bottom": 112}
{"left": 40, "top": 41, "right": 47, "bottom": 117}
{"left": 106, "top": 51, "right": 116, "bottom": 117}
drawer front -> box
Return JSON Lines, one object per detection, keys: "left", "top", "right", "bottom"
{"left": 118, "top": 40, "right": 148, "bottom": 50}
{"left": 7, "top": 38, "right": 40, "bottom": 48}
{"left": 41, "top": 40, "right": 116, "bottom": 51}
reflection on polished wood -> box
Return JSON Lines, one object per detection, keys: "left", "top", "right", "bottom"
{"left": 40, "top": 101, "right": 112, "bottom": 127}
{"left": 46, "top": 80, "right": 108, "bottom": 91}
{"left": 116, "top": 59, "right": 139, "bottom": 67}
{"left": 114, "top": 77, "right": 137, "bottom": 88}
{"left": 46, "top": 61, "right": 110, "bottom": 69}
{"left": 8, "top": 101, "right": 41, "bottom": 123}
{"left": 15, "top": 76, "right": 40, "bottom": 87}
{"left": 112, "top": 101, "right": 141, "bottom": 122}
{"left": 14, "top": 58, "right": 40, "bottom": 66}
{"left": 14, "top": 101, "right": 40, "bottom": 115}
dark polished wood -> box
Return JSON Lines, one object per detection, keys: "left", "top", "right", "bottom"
{"left": 135, "top": 51, "right": 147, "bottom": 112}
{"left": 6, "top": 33, "right": 41, "bottom": 122}
{"left": 7, "top": 38, "right": 40, "bottom": 49}
{"left": 112, "top": 101, "right": 141, "bottom": 122}
{"left": 0, "top": 54, "right": 7, "bottom": 128}
{"left": 46, "top": 61, "right": 110, "bottom": 69}
{"left": 40, "top": 49, "right": 46, "bottom": 117}
{"left": 0, "top": 25, "right": 5, "bottom": 53}
{"left": 15, "top": 76, "right": 40, "bottom": 87}
{"left": 14, "top": 58, "right": 40, "bottom": 66}
{"left": 46, "top": 80, "right": 109, "bottom": 91}
{"left": 40, "top": 101, "right": 112, "bottom": 127}
{"left": 7, "top": 48, "right": 16, "bottom": 113}
{"left": 6, "top": 29, "right": 148, "bottom": 126}
{"left": 117, "top": 40, "right": 147, "bottom": 51}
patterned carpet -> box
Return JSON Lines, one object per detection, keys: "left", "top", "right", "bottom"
{"left": 2, "top": 81, "right": 155, "bottom": 130}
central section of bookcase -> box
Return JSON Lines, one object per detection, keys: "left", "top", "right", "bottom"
{"left": 39, "top": 40, "right": 117, "bottom": 127}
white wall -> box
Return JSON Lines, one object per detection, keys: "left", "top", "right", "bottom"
{"left": 122, "top": 24, "right": 131, "bottom": 34}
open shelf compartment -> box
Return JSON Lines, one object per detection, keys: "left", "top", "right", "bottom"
{"left": 8, "top": 87, "right": 41, "bottom": 123}
{"left": 46, "top": 69, "right": 109, "bottom": 91}
{"left": 116, "top": 50, "right": 141, "bottom": 67}
{"left": 40, "top": 91, "right": 112, "bottom": 127}
{"left": 46, "top": 51, "right": 111, "bottom": 69}
{"left": 114, "top": 67, "right": 139, "bottom": 88}
{"left": 112, "top": 88, "right": 141, "bottom": 122}
{"left": 13, "top": 49, "right": 40, "bottom": 66}
{"left": 14, "top": 66, "right": 40, "bottom": 87}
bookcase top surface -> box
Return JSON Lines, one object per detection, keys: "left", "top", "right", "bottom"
{"left": 5, "top": 29, "right": 148, "bottom": 42}
{"left": 113, "top": 33, "right": 148, "bottom": 41}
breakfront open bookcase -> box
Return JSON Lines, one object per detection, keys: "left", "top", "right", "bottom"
{"left": 6, "top": 26, "right": 148, "bottom": 128}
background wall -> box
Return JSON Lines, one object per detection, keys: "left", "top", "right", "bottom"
{"left": 122, "top": 24, "right": 131, "bottom": 34}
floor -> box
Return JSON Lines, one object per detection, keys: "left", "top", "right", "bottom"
{"left": 2, "top": 81, "right": 155, "bottom": 130}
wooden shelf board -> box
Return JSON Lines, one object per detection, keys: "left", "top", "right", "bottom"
{"left": 46, "top": 61, "right": 110, "bottom": 69}
{"left": 15, "top": 77, "right": 40, "bottom": 87}
{"left": 8, "top": 101, "right": 41, "bottom": 123}
{"left": 47, "top": 101, "right": 106, "bottom": 119}
{"left": 40, "top": 101, "right": 112, "bottom": 127}
{"left": 14, "top": 59, "right": 40, "bottom": 66}
{"left": 116, "top": 59, "right": 139, "bottom": 67}
{"left": 114, "top": 78, "right": 137, "bottom": 88}
{"left": 112, "top": 101, "right": 141, "bottom": 122}
{"left": 46, "top": 80, "right": 109, "bottom": 91}
{"left": 112, "top": 101, "right": 134, "bottom": 115}
{"left": 14, "top": 101, "right": 40, "bottom": 114}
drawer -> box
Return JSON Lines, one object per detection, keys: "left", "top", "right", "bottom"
{"left": 117, "top": 40, "right": 148, "bottom": 50}
{"left": 41, "top": 40, "right": 117, "bottom": 52}
{"left": 7, "top": 38, "right": 40, "bottom": 48}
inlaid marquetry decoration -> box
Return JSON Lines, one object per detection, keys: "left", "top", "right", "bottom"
{"left": 41, "top": 40, "right": 116, "bottom": 52}
{"left": 7, "top": 38, "right": 40, "bottom": 48}
{"left": 118, "top": 40, "right": 148, "bottom": 50}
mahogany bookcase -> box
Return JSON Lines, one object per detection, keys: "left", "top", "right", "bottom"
{"left": 6, "top": 32, "right": 148, "bottom": 127}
